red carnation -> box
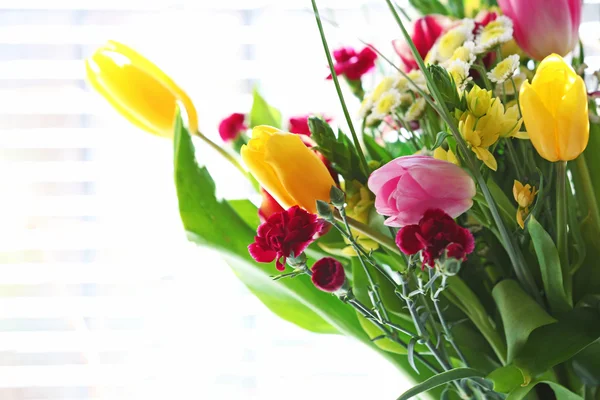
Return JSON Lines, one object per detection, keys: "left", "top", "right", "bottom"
{"left": 288, "top": 115, "right": 332, "bottom": 136}
{"left": 218, "top": 113, "right": 246, "bottom": 142}
{"left": 392, "top": 15, "right": 451, "bottom": 71}
{"left": 311, "top": 257, "right": 346, "bottom": 293}
{"left": 395, "top": 208, "right": 474, "bottom": 268}
{"left": 249, "top": 206, "right": 326, "bottom": 271}
{"left": 327, "top": 46, "right": 377, "bottom": 81}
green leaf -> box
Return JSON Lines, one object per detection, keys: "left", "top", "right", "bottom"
{"left": 249, "top": 88, "right": 282, "bottom": 128}
{"left": 228, "top": 199, "right": 260, "bottom": 230}
{"left": 432, "top": 131, "right": 450, "bottom": 150}
{"left": 572, "top": 341, "right": 600, "bottom": 386}
{"left": 528, "top": 215, "right": 572, "bottom": 314}
{"left": 506, "top": 380, "right": 584, "bottom": 400}
{"left": 513, "top": 308, "right": 600, "bottom": 378}
{"left": 486, "top": 178, "right": 517, "bottom": 232}
{"left": 487, "top": 365, "right": 526, "bottom": 393}
{"left": 396, "top": 368, "right": 485, "bottom": 400}
{"left": 408, "top": 337, "right": 418, "bottom": 374}
{"left": 492, "top": 280, "right": 555, "bottom": 363}
{"left": 407, "top": 0, "right": 448, "bottom": 15}
{"left": 446, "top": 0, "right": 465, "bottom": 17}
{"left": 174, "top": 109, "right": 353, "bottom": 334}
{"left": 364, "top": 134, "right": 392, "bottom": 163}
{"left": 427, "top": 65, "right": 462, "bottom": 111}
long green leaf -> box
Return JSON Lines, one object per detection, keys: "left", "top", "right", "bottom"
{"left": 396, "top": 368, "right": 485, "bottom": 400}
{"left": 492, "top": 280, "right": 555, "bottom": 363}
{"left": 363, "top": 134, "right": 393, "bottom": 163}
{"left": 528, "top": 215, "right": 572, "bottom": 314}
{"left": 513, "top": 308, "right": 600, "bottom": 379}
{"left": 249, "top": 88, "right": 282, "bottom": 128}
{"left": 506, "top": 380, "right": 583, "bottom": 400}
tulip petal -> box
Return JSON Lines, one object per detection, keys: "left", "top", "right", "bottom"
{"left": 556, "top": 76, "right": 589, "bottom": 161}
{"left": 519, "top": 81, "right": 560, "bottom": 162}
{"left": 264, "top": 133, "right": 335, "bottom": 214}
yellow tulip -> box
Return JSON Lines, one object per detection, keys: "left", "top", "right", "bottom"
{"left": 519, "top": 54, "right": 589, "bottom": 162}
{"left": 241, "top": 126, "right": 335, "bottom": 214}
{"left": 86, "top": 40, "right": 198, "bottom": 137}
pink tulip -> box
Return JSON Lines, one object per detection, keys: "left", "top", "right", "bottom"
{"left": 498, "top": 0, "right": 581, "bottom": 60}
{"left": 392, "top": 15, "right": 452, "bottom": 71}
{"left": 368, "top": 155, "right": 476, "bottom": 227}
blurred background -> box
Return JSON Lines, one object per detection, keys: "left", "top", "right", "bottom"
{"left": 1, "top": 1, "right": 599, "bottom": 399}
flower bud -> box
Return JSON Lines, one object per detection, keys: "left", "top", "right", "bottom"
{"left": 86, "top": 41, "right": 197, "bottom": 137}
{"left": 311, "top": 257, "right": 346, "bottom": 293}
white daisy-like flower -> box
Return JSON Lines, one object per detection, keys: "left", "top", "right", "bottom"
{"left": 488, "top": 54, "right": 520, "bottom": 84}
{"left": 365, "top": 113, "right": 382, "bottom": 127}
{"left": 399, "top": 92, "right": 414, "bottom": 107}
{"left": 450, "top": 41, "right": 476, "bottom": 65}
{"left": 371, "top": 88, "right": 402, "bottom": 120}
{"left": 406, "top": 69, "right": 429, "bottom": 93}
{"left": 434, "top": 19, "right": 476, "bottom": 62}
{"left": 357, "top": 96, "right": 374, "bottom": 119}
{"left": 447, "top": 60, "right": 472, "bottom": 92}
{"left": 370, "top": 77, "right": 395, "bottom": 101}
{"left": 496, "top": 66, "right": 529, "bottom": 96}
{"left": 393, "top": 75, "right": 410, "bottom": 92}
{"left": 404, "top": 97, "right": 427, "bottom": 121}
{"left": 475, "top": 16, "right": 514, "bottom": 54}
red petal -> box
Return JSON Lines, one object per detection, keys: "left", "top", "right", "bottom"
{"left": 311, "top": 257, "right": 346, "bottom": 292}
{"left": 248, "top": 243, "right": 277, "bottom": 264}
{"left": 446, "top": 243, "right": 466, "bottom": 260}
{"left": 396, "top": 225, "right": 425, "bottom": 255}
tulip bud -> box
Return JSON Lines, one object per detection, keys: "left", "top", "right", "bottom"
{"left": 258, "top": 189, "right": 285, "bottom": 223}
{"left": 86, "top": 41, "right": 198, "bottom": 138}
{"left": 519, "top": 54, "right": 589, "bottom": 162}
{"left": 241, "top": 126, "right": 336, "bottom": 215}
{"left": 311, "top": 257, "right": 346, "bottom": 293}
{"left": 498, "top": 0, "right": 581, "bottom": 60}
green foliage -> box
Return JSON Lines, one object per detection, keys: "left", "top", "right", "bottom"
{"left": 432, "top": 131, "right": 450, "bottom": 150}
{"left": 485, "top": 178, "right": 517, "bottom": 232}
{"left": 487, "top": 365, "right": 526, "bottom": 393}
{"left": 427, "top": 65, "right": 464, "bottom": 112}
{"left": 505, "top": 380, "right": 583, "bottom": 400}
{"left": 492, "top": 279, "right": 555, "bottom": 363}
{"left": 513, "top": 308, "right": 600, "bottom": 379}
{"left": 407, "top": 0, "right": 449, "bottom": 16}
{"left": 528, "top": 215, "right": 572, "bottom": 314}
{"left": 446, "top": 0, "right": 465, "bottom": 18}
{"left": 363, "top": 134, "right": 393, "bottom": 163}
{"left": 249, "top": 88, "right": 282, "bottom": 128}
{"left": 308, "top": 116, "right": 368, "bottom": 183}
{"left": 572, "top": 341, "right": 600, "bottom": 386}
{"left": 396, "top": 368, "right": 485, "bottom": 400}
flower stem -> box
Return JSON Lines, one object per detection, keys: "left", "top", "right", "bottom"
{"left": 384, "top": 0, "right": 542, "bottom": 304}
{"left": 505, "top": 139, "right": 524, "bottom": 181}
{"left": 333, "top": 210, "right": 401, "bottom": 255}
{"left": 310, "top": 0, "right": 370, "bottom": 178}
{"left": 556, "top": 161, "right": 569, "bottom": 274}
{"left": 193, "top": 130, "right": 259, "bottom": 192}
{"left": 510, "top": 77, "right": 523, "bottom": 118}
{"left": 574, "top": 155, "right": 600, "bottom": 238}
{"left": 473, "top": 62, "right": 492, "bottom": 91}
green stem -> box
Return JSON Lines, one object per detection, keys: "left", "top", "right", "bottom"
{"left": 510, "top": 77, "right": 523, "bottom": 118}
{"left": 333, "top": 210, "right": 400, "bottom": 255}
{"left": 384, "top": 0, "right": 542, "bottom": 304}
{"left": 574, "top": 155, "right": 600, "bottom": 236}
{"left": 556, "top": 161, "right": 569, "bottom": 274}
{"left": 473, "top": 62, "right": 493, "bottom": 91}
{"left": 310, "top": 0, "right": 369, "bottom": 177}
{"left": 194, "top": 130, "right": 259, "bottom": 192}
{"left": 506, "top": 139, "right": 524, "bottom": 181}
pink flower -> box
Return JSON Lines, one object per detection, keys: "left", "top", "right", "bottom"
{"left": 288, "top": 115, "right": 331, "bottom": 136}
{"left": 311, "top": 257, "right": 346, "bottom": 292}
{"left": 498, "top": 0, "right": 581, "bottom": 60}
{"left": 218, "top": 113, "right": 246, "bottom": 142}
{"left": 368, "top": 155, "right": 476, "bottom": 227}
{"left": 327, "top": 46, "right": 377, "bottom": 81}
{"left": 392, "top": 15, "right": 451, "bottom": 71}
{"left": 396, "top": 209, "right": 475, "bottom": 267}
{"left": 248, "top": 206, "right": 326, "bottom": 271}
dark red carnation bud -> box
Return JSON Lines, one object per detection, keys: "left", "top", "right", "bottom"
{"left": 311, "top": 257, "right": 346, "bottom": 293}
{"left": 218, "top": 113, "right": 246, "bottom": 142}
{"left": 248, "top": 206, "right": 326, "bottom": 271}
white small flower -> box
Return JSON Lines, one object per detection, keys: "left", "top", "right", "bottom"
{"left": 399, "top": 92, "right": 413, "bottom": 107}
{"left": 434, "top": 19, "right": 476, "bottom": 62}
{"left": 406, "top": 69, "right": 429, "bottom": 93}
{"left": 488, "top": 54, "right": 520, "bottom": 84}
{"left": 475, "top": 16, "right": 513, "bottom": 54}
{"left": 371, "top": 88, "right": 402, "bottom": 120}
{"left": 404, "top": 97, "right": 427, "bottom": 121}
{"left": 358, "top": 96, "right": 373, "bottom": 119}
{"left": 450, "top": 41, "right": 476, "bottom": 65}
{"left": 393, "top": 75, "right": 410, "bottom": 92}
{"left": 365, "top": 113, "right": 382, "bottom": 127}
{"left": 370, "top": 77, "right": 395, "bottom": 101}
{"left": 447, "top": 60, "right": 472, "bottom": 92}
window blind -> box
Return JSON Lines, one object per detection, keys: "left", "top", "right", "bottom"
{"left": 1, "top": 2, "right": 598, "bottom": 400}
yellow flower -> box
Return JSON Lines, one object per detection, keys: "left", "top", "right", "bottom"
{"left": 371, "top": 77, "right": 395, "bottom": 101}
{"left": 447, "top": 60, "right": 472, "bottom": 92}
{"left": 86, "top": 40, "right": 197, "bottom": 137}
{"left": 241, "top": 126, "right": 335, "bottom": 214}
{"left": 435, "top": 21, "right": 475, "bottom": 62}
{"left": 372, "top": 89, "right": 401, "bottom": 119}
{"left": 450, "top": 41, "right": 476, "bottom": 64}
{"left": 407, "top": 70, "right": 429, "bottom": 93}
{"left": 433, "top": 147, "right": 460, "bottom": 166}
{"left": 501, "top": 39, "right": 525, "bottom": 59}
{"left": 488, "top": 54, "right": 520, "bottom": 84}
{"left": 404, "top": 97, "right": 426, "bottom": 121}
{"left": 459, "top": 112, "right": 500, "bottom": 170}
{"left": 487, "top": 99, "right": 526, "bottom": 139}
{"left": 342, "top": 182, "right": 379, "bottom": 256}
{"left": 513, "top": 180, "right": 538, "bottom": 229}
{"left": 475, "top": 16, "right": 513, "bottom": 54}
{"left": 466, "top": 85, "right": 493, "bottom": 117}
{"left": 519, "top": 54, "right": 589, "bottom": 161}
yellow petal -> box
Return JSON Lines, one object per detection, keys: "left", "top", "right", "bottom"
{"left": 519, "top": 81, "right": 560, "bottom": 162}
{"left": 517, "top": 208, "right": 525, "bottom": 229}
{"left": 556, "top": 76, "right": 590, "bottom": 161}
{"left": 531, "top": 54, "right": 574, "bottom": 116}
{"left": 473, "top": 147, "right": 497, "bottom": 171}
{"left": 513, "top": 180, "right": 524, "bottom": 203}
{"left": 264, "top": 133, "right": 335, "bottom": 214}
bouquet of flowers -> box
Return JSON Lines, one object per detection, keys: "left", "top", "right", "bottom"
{"left": 86, "top": 0, "right": 600, "bottom": 398}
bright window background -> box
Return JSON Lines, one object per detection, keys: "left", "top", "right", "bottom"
{"left": 1, "top": 1, "right": 599, "bottom": 399}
